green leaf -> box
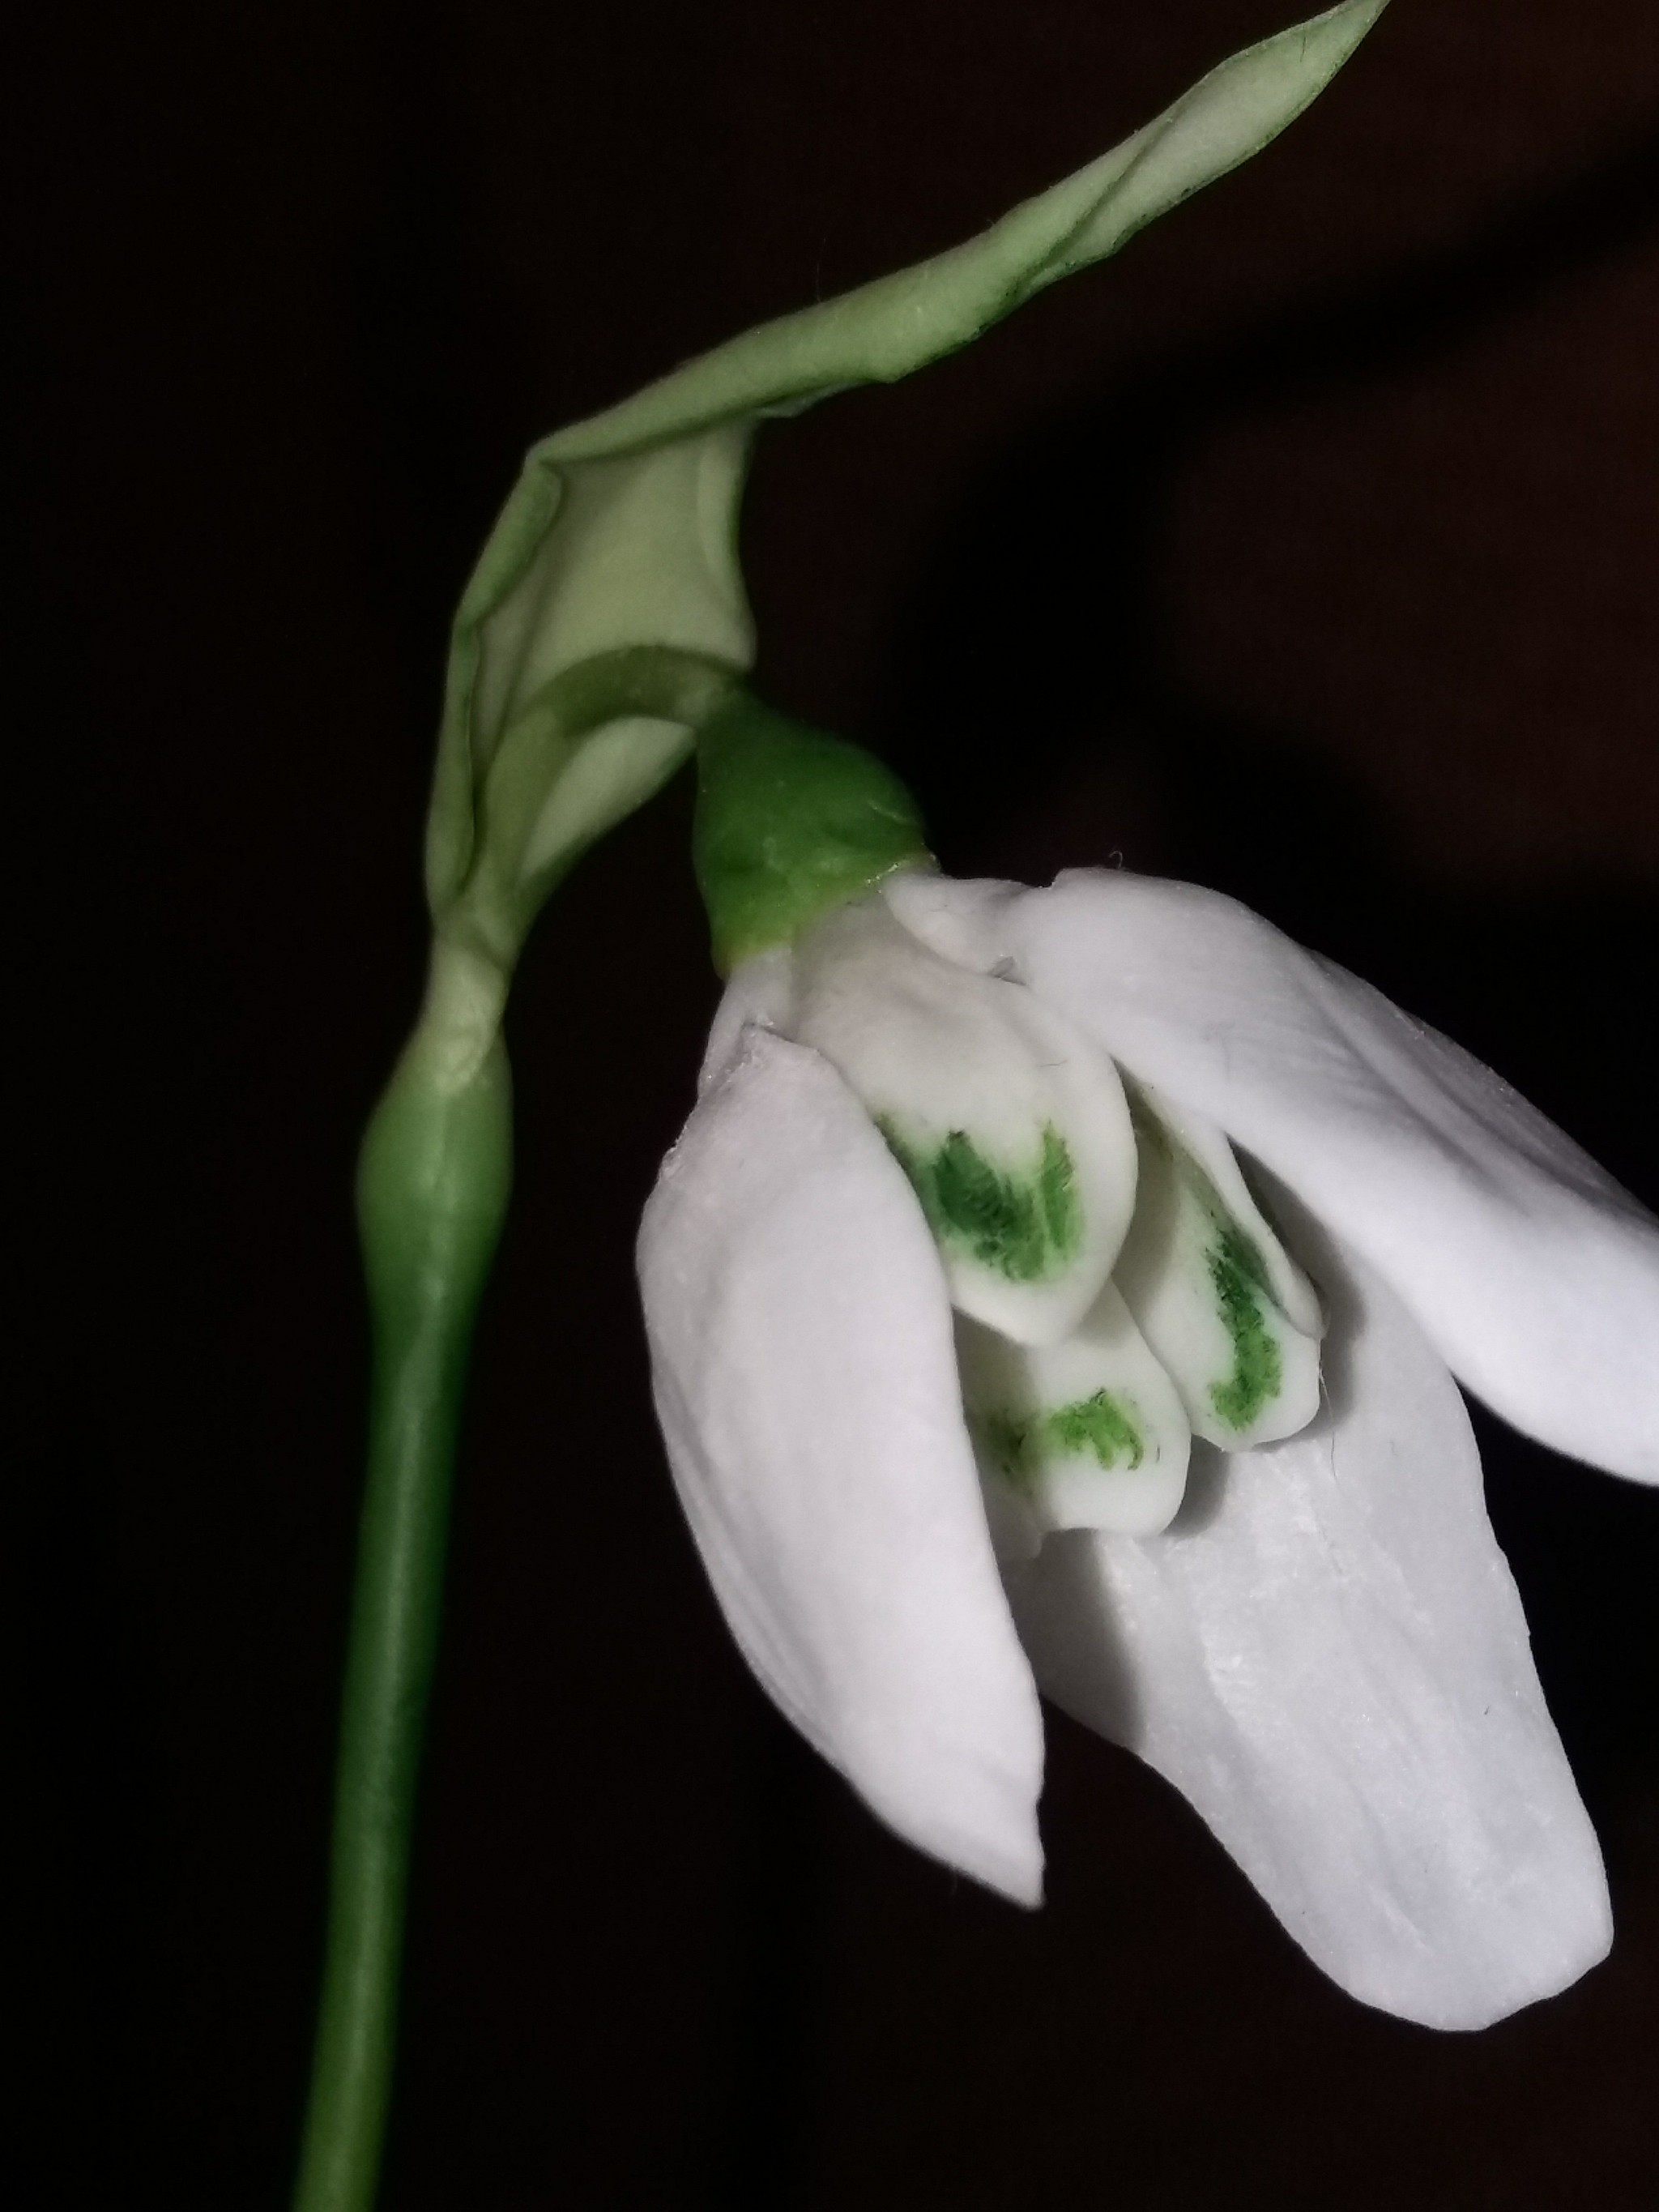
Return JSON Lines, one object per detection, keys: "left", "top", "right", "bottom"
{"left": 427, "top": 0, "right": 1387, "bottom": 946}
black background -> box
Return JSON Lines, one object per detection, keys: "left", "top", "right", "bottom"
{"left": 20, "top": 1, "right": 1659, "bottom": 2205}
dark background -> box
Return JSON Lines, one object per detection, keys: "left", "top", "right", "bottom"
{"left": 21, "top": 0, "right": 1659, "bottom": 2204}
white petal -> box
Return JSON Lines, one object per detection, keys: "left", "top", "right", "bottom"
{"left": 791, "top": 893, "right": 1137, "bottom": 1345}
{"left": 1004, "top": 1215, "right": 1610, "bottom": 2029}
{"left": 957, "top": 1290, "right": 1192, "bottom": 1539}
{"left": 638, "top": 1023, "right": 1046, "bottom": 1902}
{"left": 885, "top": 868, "right": 1659, "bottom": 1483}
{"left": 697, "top": 944, "right": 796, "bottom": 1092}
{"left": 1111, "top": 1085, "right": 1323, "bottom": 1449}
{"left": 1138, "top": 1082, "right": 1324, "bottom": 1338}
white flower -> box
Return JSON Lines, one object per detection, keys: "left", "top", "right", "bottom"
{"left": 638, "top": 866, "right": 1659, "bottom": 2031}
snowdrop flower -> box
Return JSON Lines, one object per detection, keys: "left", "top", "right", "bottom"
{"left": 640, "top": 724, "right": 1659, "bottom": 2031}
{"left": 302, "top": 14, "right": 1410, "bottom": 2206}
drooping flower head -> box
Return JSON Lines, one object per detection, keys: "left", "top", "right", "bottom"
{"left": 640, "top": 691, "right": 1659, "bottom": 2033}
{"left": 380, "top": 0, "right": 1657, "bottom": 2036}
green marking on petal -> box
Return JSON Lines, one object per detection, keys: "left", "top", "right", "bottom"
{"left": 1039, "top": 1126, "right": 1081, "bottom": 1252}
{"left": 1206, "top": 1226, "right": 1284, "bottom": 1431}
{"left": 1045, "top": 1390, "right": 1145, "bottom": 1471}
{"left": 972, "top": 1390, "right": 1146, "bottom": 1488}
{"left": 879, "top": 1120, "right": 1082, "bottom": 1282}
{"left": 1126, "top": 1081, "right": 1290, "bottom": 1433}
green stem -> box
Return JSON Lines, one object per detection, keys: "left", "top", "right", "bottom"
{"left": 293, "top": 937, "right": 514, "bottom": 2212}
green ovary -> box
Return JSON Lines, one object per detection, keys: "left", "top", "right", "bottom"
{"left": 978, "top": 1390, "right": 1145, "bottom": 1491}
{"left": 1206, "top": 1227, "right": 1282, "bottom": 1430}
{"left": 880, "top": 1121, "right": 1082, "bottom": 1283}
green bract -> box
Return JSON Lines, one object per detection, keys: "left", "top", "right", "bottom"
{"left": 425, "top": 0, "right": 1387, "bottom": 970}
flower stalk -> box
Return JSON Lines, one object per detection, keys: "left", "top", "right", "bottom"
{"left": 292, "top": 942, "right": 512, "bottom": 2212}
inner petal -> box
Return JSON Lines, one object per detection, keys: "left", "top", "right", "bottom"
{"left": 791, "top": 891, "right": 1137, "bottom": 1344}
{"left": 1111, "top": 1084, "right": 1323, "bottom": 1449}
{"left": 956, "top": 1284, "right": 1192, "bottom": 1548}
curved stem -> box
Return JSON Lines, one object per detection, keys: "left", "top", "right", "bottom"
{"left": 293, "top": 940, "right": 513, "bottom": 2212}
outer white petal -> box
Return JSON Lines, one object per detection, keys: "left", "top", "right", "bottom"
{"left": 885, "top": 869, "right": 1659, "bottom": 1483}
{"left": 638, "top": 1022, "right": 1046, "bottom": 1902}
{"left": 1004, "top": 1212, "right": 1610, "bottom": 2029}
